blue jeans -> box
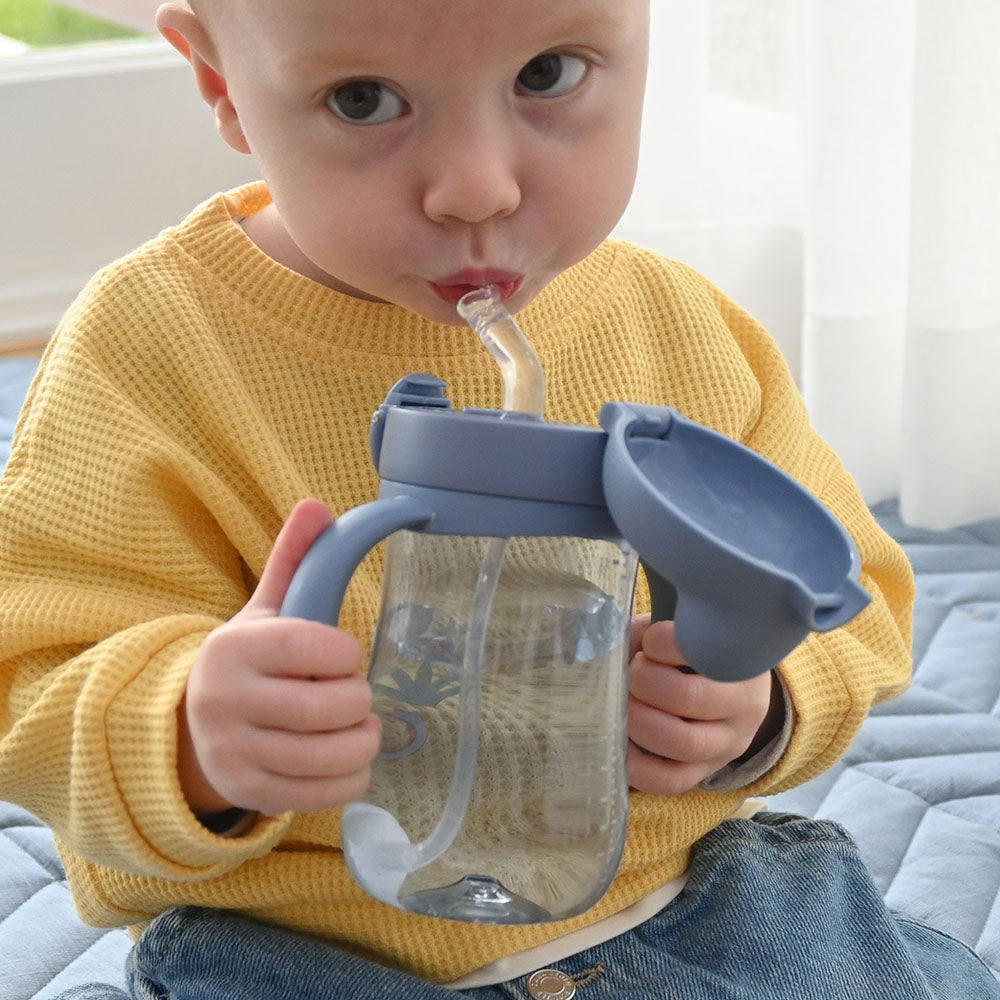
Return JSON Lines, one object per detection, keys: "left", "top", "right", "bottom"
{"left": 63, "top": 813, "right": 999, "bottom": 1000}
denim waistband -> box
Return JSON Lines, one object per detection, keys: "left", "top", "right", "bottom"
{"left": 118, "top": 812, "right": 999, "bottom": 1000}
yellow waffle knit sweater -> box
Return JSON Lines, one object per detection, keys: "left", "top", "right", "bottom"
{"left": 0, "top": 184, "right": 914, "bottom": 982}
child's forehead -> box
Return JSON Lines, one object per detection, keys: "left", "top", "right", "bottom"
{"left": 211, "top": 0, "right": 634, "bottom": 43}
{"left": 194, "top": 0, "right": 644, "bottom": 87}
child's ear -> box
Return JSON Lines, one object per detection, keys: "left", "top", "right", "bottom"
{"left": 155, "top": 2, "right": 251, "bottom": 155}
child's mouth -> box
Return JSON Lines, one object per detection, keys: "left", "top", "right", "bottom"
{"left": 430, "top": 271, "right": 522, "bottom": 305}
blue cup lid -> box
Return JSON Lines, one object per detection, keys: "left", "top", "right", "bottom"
{"left": 372, "top": 374, "right": 608, "bottom": 508}
{"left": 366, "top": 376, "right": 872, "bottom": 680}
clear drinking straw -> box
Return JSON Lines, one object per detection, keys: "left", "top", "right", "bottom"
{"left": 457, "top": 286, "right": 546, "bottom": 416}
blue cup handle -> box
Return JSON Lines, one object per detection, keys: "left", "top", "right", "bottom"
{"left": 280, "top": 495, "right": 434, "bottom": 625}
{"left": 642, "top": 560, "right": 678, "bottom": 623}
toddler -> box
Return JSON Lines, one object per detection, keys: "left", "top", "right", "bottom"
{"left": 0, "top": 1, "right": 994, "bottom": 997}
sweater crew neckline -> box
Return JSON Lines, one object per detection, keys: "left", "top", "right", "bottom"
{"left": 165, "top": 182, "right": 618, "bottom": 360}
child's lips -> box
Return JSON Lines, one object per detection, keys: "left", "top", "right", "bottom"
{"left": 430, "top": 271, "right": 523, "bottom": 305}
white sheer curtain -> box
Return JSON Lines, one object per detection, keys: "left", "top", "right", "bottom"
{"left": 616, "top": 0, "right": 1000, "bottom": 530}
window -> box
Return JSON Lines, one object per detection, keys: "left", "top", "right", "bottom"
{"left": 0, "top": 0, "right": 256, "bottom": 348}
{"left": 0, "top": 0, "right": 149, "bottom": 56}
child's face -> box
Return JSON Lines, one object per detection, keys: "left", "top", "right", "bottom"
{"left": 194, "top": 0, "right": 649, "bottom": 325}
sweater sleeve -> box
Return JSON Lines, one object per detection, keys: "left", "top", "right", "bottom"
{"left": 703, "top": 280, "right": 915, "bottom": 794}
{"left": 0, "top": 298, "right": 294, "bottom": 878}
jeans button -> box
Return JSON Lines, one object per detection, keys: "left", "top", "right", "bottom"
{"left": 527, "top": 968, "right": 576, "bottom": 1000}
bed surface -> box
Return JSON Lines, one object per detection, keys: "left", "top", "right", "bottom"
{"left": 1, "top": 357, "right": 998, "bottom": 995}
{"left": 0, "top": 358, "right": 38, "bottom": 473}
{"left": 774, "top": 503, "right": 1000, "bottom": 980}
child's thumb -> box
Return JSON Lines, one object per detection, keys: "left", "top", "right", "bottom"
{"left": 245, "top": 498, "right": 333, "bottom": 615}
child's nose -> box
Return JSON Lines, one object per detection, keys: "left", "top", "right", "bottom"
{"left": 422, "top": 137, "right": 521, "bottom": 225}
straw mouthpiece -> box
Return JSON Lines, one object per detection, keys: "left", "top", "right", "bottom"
{"left": 456, "top": 285, "right": 502, "bottom": 325}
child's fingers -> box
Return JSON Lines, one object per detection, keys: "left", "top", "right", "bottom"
{"left": 253, "top": 768, "right": 376, "bottom": 817}
{"left": 190, "top": 712, "right": 381, "bottom": 816}
{"left": 630, "top": 612, "right": 652, "bottom": 657}
{"left": 626, "top": 706, "right": 746, "bottom": 795}
{"left": 252, "top": 717, "right": 382, "bottom": 781}
{"left": 200, "top": 615, "right": 362, "bottom": 683}
{"left": 628, "top": 698, "right": 733, "bottom": 764}
{"left": 640, "top": 618, "right": 686, "bottom": 665}
{"left": 626, "top": 663, "right": 777, "bottom": 795}
{"left": 244, "top": 672, "right": 374, "bottom": 734}
{"left": 630, "top": 657, "right": 725, "bottom": 723}
{"left": 626, "top": 742, "right": 713, "bottom": 796}
{"left": 264, "top": 772, "right": 375, "bottom": 816}
{"left": 258, "top": 617, "right": 362, "bottom": 680}
{"left": 226, "top": 756, "right": 378, "bottom": 817}
{"left": 245, "top": 498, "right": 333, "bottom": 616}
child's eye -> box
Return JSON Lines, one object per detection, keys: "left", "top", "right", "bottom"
{"left": 515, "top": 53, "right": 588, "bottom": 98}
{"left": 326, "top": 80, "right": 407, "bottom": 124}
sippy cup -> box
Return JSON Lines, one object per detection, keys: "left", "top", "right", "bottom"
{"left": 280, "top": 288, "right": 871, "bottom": 924}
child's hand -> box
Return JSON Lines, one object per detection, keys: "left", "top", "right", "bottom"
{"left": 626, "top": 615, "right": 779, "bottom": 795}
{"left": 178, "top": 499, "right": 381, "bottom": 818}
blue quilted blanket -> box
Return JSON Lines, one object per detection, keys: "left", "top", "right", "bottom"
{"left": 1, "top": 357, "right": 998, "bottom": 995}
{"left": 773, "top": 502, "right": 1000, "bottom": 981}
{"left": 0, "top": 358, "right": 38, "bottom": 473}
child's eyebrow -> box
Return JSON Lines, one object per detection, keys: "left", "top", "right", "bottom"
{"left": 274, "top": 5, "right": 628, "bottom": 78}
{"left": 549, "top": 7, "right": 625, "bottom": 38}
{"left": 273, "top": 46, "right": 373, "bottom": 79}
{"left": 509, "top": 5, "right": 630, "bottom": 50}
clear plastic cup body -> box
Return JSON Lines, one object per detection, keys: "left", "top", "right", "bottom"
{"left": 342, "top": 530, "right": 637, "bottom": 923}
